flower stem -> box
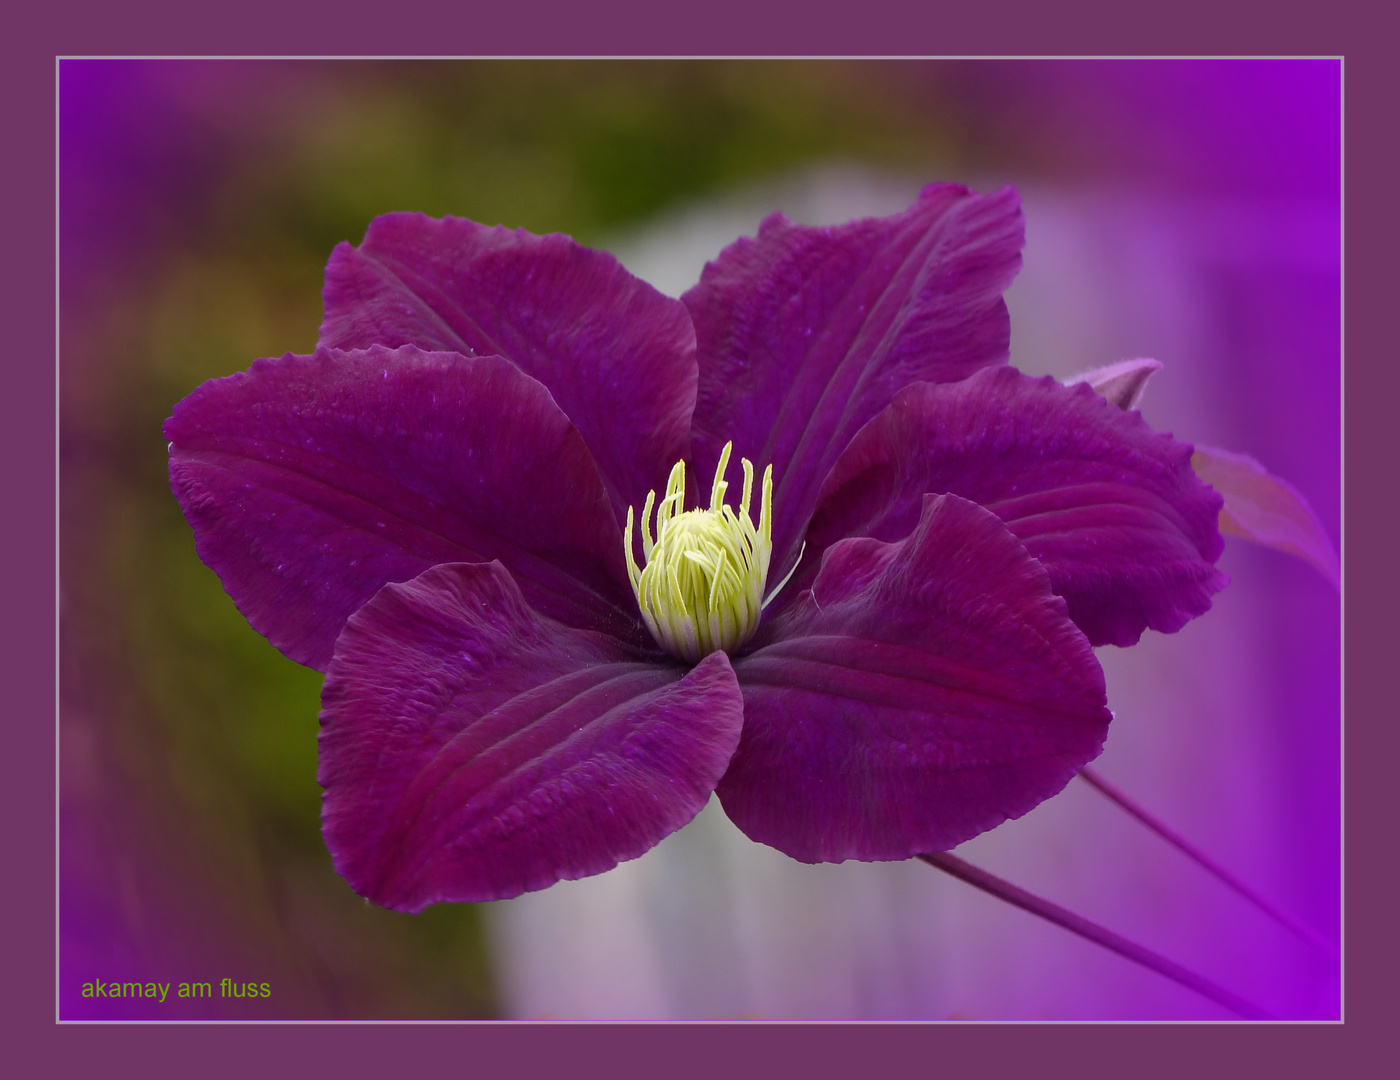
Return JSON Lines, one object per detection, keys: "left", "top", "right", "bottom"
{"left": 917, "top": 851, "right": 1276, "bottom": 1020}
{"left": 1078, "top": 766, "right": 1338, "bottom": 960}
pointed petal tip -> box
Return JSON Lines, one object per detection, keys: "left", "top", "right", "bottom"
{"left": 1066, "top": 358, "right": 1164, "bottom": 411}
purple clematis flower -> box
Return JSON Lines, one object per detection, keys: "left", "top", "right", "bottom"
{"left": 165, "top": 184, "right": 1226, "bottom": 912}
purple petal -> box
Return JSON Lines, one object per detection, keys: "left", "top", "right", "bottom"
{"left": 319, "top": 561, "right": 744, "bottom": 910}
{"left": 1191, "top": 445, "right": 1339, "bottom": 590}
{"left": 684, "top": 184, "right": 1024, "bottom": 575}
{"left": 719, "top": 494, "right": 1110, "bottom": 864}
{"left": 803, "top": 366, "right": 1228, "bottom": 646}
{"left": 166, "top": 345, "right": 638, "bottom": 671}
{"left": 319, "top": 213, "right": 697, "bottom": 523}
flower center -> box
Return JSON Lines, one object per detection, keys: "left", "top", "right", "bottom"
{"left": 625, "top": 442, "right": 774, "bottom": 662}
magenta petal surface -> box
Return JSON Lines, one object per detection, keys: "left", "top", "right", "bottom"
{"left": 165, "top": 345, "right": 638, "bottom": 671}
{"left": 319, "top": 213, "right": 697, "bottom": 523}
{"left": 804, "top": 367, "right": 1228, "bottom": 646}
{"left": 319, "top": 562, "right": 745, "bottom": 910}
{"left": 719, "top": 494, "right": 1110, "bottom": 864}
{"left": 684, "top": 183, "right": 1024, "bottom": 576}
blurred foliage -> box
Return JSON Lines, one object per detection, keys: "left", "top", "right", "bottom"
{"left": 63, "top": 60, "right": 959, "bottom": 1018}
{"left": 237, "top": 60, "right": 954, "bottom": 253}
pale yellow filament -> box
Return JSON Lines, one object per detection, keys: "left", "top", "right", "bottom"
{"left": 624, "top": 442, "right": 775, "bottom": 662}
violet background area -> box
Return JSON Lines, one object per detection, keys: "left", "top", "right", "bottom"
{"left": 58, "top": 58, "right": 1339, "bottom": 1020}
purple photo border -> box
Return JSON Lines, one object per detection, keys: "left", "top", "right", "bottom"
{"left": 14, "top": 0, "right": 1388, "bottom": 1076}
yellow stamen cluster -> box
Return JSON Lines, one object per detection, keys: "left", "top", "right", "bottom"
{"left": 625, "top": 443, "right": 773, "bottom": 663}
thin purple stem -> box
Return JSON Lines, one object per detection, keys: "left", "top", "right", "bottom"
{"left": 917, "top": 851, "right": 1275, "bottom": 1020}
{"left": 1078, "top": 765, "right": 1339, "bottom": 960}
